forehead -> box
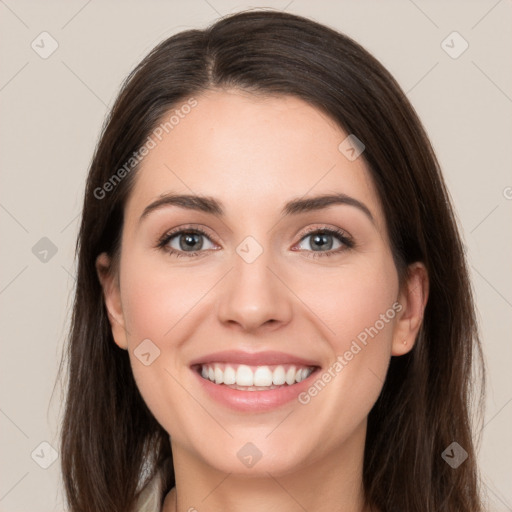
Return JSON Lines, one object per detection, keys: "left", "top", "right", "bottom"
{"left": 124, "top": 89, "right": 384, "bottom": 229}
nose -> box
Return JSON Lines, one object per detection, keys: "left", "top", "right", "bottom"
{"left": 216, "top": 245, "right": 293, "bottom": 333}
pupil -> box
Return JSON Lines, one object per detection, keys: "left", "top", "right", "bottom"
{"left": 312, "top": 233, "right": 332, "bottom": 251}
{"left": 180, "top": 233, "right": 202, "bottom": 251}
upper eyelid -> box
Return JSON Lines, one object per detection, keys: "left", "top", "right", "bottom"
{"left": 299, "top": 225, "right": 350, "bottom": 237}
{"left": 160, "top": 225, "right": 217, "bottom": 244}
{"left": 294, "top": 227, "right": 352, "bottom": 249}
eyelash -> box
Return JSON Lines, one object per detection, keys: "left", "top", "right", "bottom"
{"left": 156, "top": 225, "right": 355, "bottom": 259}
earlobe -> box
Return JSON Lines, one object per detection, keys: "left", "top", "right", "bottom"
{"left": 391, "top": 262, "right": 429, "bottom": 356}
{"left": 95, "top": 252, "right": 128, "bottom": 350}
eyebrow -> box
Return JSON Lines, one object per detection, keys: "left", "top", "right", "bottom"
{"left": 139, "top": 192, "right": 375, "bottom": 224}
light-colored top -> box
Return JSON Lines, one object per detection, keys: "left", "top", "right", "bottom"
{"left": 134, "top": 465, "right": 166, "bottom": 512}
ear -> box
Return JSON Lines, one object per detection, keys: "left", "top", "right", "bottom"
{"left": 96, "top": 252, "right": 128, "bottom": 350}
{"left": 391, "top": 262, "right": 429, "bottom": 356}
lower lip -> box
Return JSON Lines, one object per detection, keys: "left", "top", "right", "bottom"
{"left": 192, "top": 367, "right": 320, "bottom": 412}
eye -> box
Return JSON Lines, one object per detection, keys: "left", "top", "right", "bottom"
{"left": 157, "top": 225, "right": 354, "bottom": 259}
{"left": 294, "top": 227, "right": 354, "bottom": 258}
{"left": 157, "top": 226, "right": 217, "bottom": 257}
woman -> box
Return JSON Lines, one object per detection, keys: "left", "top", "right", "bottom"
{"left": 59, "top": 9, "right": 485, "bottom": 512}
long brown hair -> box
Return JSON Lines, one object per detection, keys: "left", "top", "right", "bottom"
{"left": 58, "top": 9, "right": 486, "bottom": 511}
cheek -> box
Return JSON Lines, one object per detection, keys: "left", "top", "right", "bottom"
{"left": 330, "top": 270, "right": 398, "bottom": 356}
{"left": 293, "top": 252, "right": 399, "bottom": 354}
{"left": 331, "top": 256, "right": 399, "bottom": 382}
{"left": 294, "top": 256, "right": 399, "bottom": 441}
{"left": 117, "top": 253, "right": 213, "bottom": 430}
{"left": 120, "top": 255, "right": 210, "bottom": 343}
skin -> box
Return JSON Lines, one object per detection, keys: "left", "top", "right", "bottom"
{"left": 97, "top": 89, "right": 428, "bottom": 512}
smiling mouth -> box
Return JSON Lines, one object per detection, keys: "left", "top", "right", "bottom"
{"left": 194, "top": 363, "right": 319, "bottom": 391}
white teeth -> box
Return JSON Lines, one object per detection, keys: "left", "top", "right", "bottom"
{"left": 223, "top": 365, "right": 236, "bottom": 385}
{"left": 285, "top": 366, "right": 296, "bottom": 385}
{"left": 303, "top": 367, "right": 314, "bottom": 381}
{"left": 236, "top": 365, "right": 254, "bottom": 386}
{"left": 253, "top": 366, "right": 273, "bottom": 386}
{"left": 214, "top": 365, "right": 223, "bottom": 384}
{"left": 199, "top": 363, "right": 315, "bottom": 388}
{"left": 272, "top": 365, "right": 286, "bottom": 385}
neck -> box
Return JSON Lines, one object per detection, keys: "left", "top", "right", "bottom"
{"left": 163, "top": 424, "right": 370, "bottom": 512}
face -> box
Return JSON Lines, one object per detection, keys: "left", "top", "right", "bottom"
{"left": 98, "top": 89, "right": 426, "bottom": 477}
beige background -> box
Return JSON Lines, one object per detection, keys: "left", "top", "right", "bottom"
{"left": 0, "top": 1, "right": 511, "bottom": 510}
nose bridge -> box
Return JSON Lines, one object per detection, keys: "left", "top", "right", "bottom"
{"left": 216, "top": 234, "right": 292, "bottom": 331}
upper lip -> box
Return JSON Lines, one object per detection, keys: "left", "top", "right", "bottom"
{"left": 189, "top": 350, "right": 321, "bottom": 367}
